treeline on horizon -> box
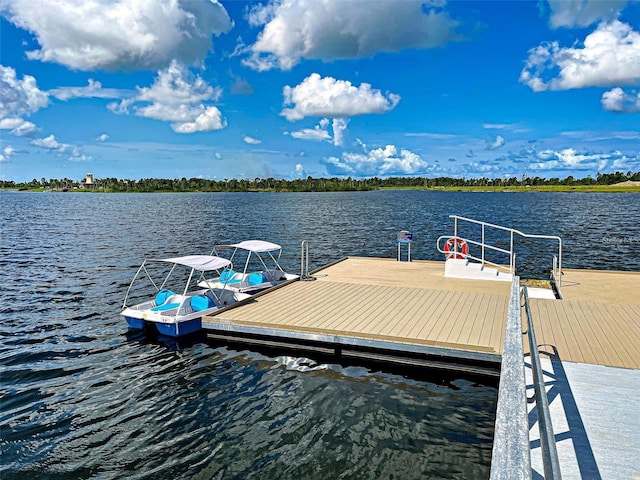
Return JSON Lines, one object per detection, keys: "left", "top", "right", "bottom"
{"left": 5, "top": 170, "right": 640, "bottom": 192}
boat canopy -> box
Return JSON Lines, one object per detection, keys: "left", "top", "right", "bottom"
{"left": 218, "top": 240, "right": 281, "bottom": 253}
{"left": 155, "top": 255, "right": 231, "bottom": 271}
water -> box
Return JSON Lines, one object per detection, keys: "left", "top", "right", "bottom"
{"left": 1, "top": 191, "right": 639, "bottom": 479}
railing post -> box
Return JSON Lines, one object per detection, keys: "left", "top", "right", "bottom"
{"left": 454, "top": 216, "right": 459, "bottom": 257}
{"left": 481, "top": 223, "right": 485, "bottom": 266}
{"left": 557, "top": 239, "right": 562, "bottom": 289}
{"left": 510, "top": 230, "right": 514, "bottom": 274}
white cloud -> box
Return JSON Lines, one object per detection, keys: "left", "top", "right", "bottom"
{"left": 243, "top": 135, "right": 262, "bottom": 145}
{"left": 332, "top": 119, "right": 349, "bottom": 147}
{"left": 601, "top": 87, "right": 640, "bottom": 113}
{"left": 288, "top": 126, "right": 332, "bottom": 142}
{"left": 520, "top": 20, "right": 640, "bottom": 91}
{"left": 286, "top": 117, "right": 348, "bottom": 146}
{"left": 0, "top": 145, "right": 16, "bottom": 162}
{"left": 530, "top": 147, "right": 629, "bottom": 171}
{"left": 322, "top": 144, "right": 429, "bottom": 177}
{"left": 96, "top": 133, "right": 109, "bottom": 142}
{"left": 2, "top": 0, "right": 233, "bottom": 71}
{"left": 295, "top": 163, "right": 305, "bottom": 177}
{"left": 171, "top": 107, "right": 225, "bottom": 134}
{"left": 486, "top": 135, "right": 505, "bottom": 150}
{"left": 0, "top": 65, "right": 49, "bottom": 118}
{"left": 109, "top": 61, "right": 226, "bottom": 133}
{"left": 31, "top": 134, "right": 67, "bottom": 151}
{"left": 243, "top": 0, "right": 459, "bottom": 71}
{"left": 546, "top": 0, "right": 628, "bottom": 28}
{"left": 281, "top": 73, "right": 400, "bottom": 121}
{"left": 49, "top": 79, "right": 128, "bottom": 101}
{"left": 0, "top": 117, "right": 37, "bottom": 136}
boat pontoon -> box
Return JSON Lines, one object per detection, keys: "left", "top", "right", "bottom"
{"left": 121, "top": 255, "right": 250, "bottom": 337}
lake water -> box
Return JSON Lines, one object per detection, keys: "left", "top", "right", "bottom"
{"left": 2, "top": 191, "right": 639, "bottom": 479}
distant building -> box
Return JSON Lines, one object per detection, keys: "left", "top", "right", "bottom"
{"left": 83, "top": 173, "right": 95, "bottom": 189}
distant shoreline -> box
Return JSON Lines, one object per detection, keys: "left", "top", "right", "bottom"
{"left": 3, "top": 184, "right": 640, "bottom": 194}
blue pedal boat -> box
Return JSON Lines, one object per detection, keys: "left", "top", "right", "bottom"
{"left": 121, "top": 255, "right": 250, "bottom": 337}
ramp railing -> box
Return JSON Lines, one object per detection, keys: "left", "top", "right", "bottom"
{"left": 436, "top": 215, "right": 563, "bottom": 290}
{"left": 490, "top": 279, "right": 562, "bottom": 479}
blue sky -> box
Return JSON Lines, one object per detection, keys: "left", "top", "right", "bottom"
{"left": 1, "top": 0, "right": 639, "bottom": 182}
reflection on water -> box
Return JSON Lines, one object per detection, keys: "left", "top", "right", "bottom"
{"left": 1, "top": 191, "right": 638, "bottom": 479}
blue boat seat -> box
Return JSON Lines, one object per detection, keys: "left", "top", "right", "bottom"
{"left": 190, "top": 294, "right": 216, "bottom": 312}
{"left": 248, "top": 272, "right": 265, "bottom": 286}
{"left": 220, "top": 269, "right": 240, "bottom": 284}
{"left": 155, "top": 289, "right": 175, "bottom": 307}
{"left": 151, "top": 302, "right": 180, "bottom": 311}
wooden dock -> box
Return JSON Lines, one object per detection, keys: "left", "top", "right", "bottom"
{"left": 203, "top": 257, "right": 511, "bottom": 374}
{"left": 203, "top": 257, "right": 639, "bottom": 372}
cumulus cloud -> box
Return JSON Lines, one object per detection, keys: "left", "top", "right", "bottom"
{"left": 243, "top": 0, "right": 459, "bottom": 71}
{"left": 601, "top": 87, "right": 640, "bottom": 113}
{"left": 109, "top": 61, "right": 226, "bottom": 133}
{"left": 520, "top": 20, "right": 640, "bottom": 91}
{"left": 281, "top": 73, "right": 400, "bottom": 121}
{"left": 332, "top": 119, "right": 349, "bottom": 147}
{"left": 0, "top": 65, "right": 49, "bottom": 119}
{"left": 295, "top": 163, "right": 305, "bottom": 177}
{"left": 0, "top": 145, "right": 16, "bottom": 162}
{"left": 486, "top": 135, "right": 505, "bottom": 150}
{"left": 0, "top": 117, "right": 37, "bottom": 136}
{"left": 30, "top": 134, "right": 67, "bottom": 151}
{"left": 288, "top": 119, "right": 332, "bottom": 142}
{"left": 1, "top": 0, "right": 233, "bottom": 71}
{"left": 96, "top": 133, "right": 109, "bottom": 142}
{"left": 322, "top": 144, "right": 429, "bottom": 177}
{"left": 243, "top": 135, "right": 262, "bottom": 144}
{"left": 286, "top": 117, "right": 349, "bottom": 146}
{"left": 546, "top": 0, "right": 628, "bottom": 28}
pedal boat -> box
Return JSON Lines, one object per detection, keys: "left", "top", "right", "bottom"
{"left": 121, "top": 255, "right": 249, "bottom": 337}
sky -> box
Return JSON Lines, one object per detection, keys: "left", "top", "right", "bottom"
{"left": 1, "top": 0, "right": 639, "bottom": 182}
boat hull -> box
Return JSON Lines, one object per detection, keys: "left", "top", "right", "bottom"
{"left": 123, "top": 315, "right": 203, "bottom": 338}
{"left": 156, "top": 318, "right": 202, "bottom": 337}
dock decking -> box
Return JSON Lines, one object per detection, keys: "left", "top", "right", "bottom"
{"left": 203, "top": 257, "right": 639, "bottom": 371}
{"left": 204, "top": 257, "right": 511, "bottom": 370}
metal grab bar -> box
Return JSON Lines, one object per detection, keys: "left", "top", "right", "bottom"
{"left": 445, "top": 215, "right": 563, "bottom": 289}
{"left": 523, "top": 286, "right": 562, "bottom": 479}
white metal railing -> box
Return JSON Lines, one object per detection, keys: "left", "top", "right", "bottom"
{"left": 436, "top": 215, "right": 563, "bottom": 289}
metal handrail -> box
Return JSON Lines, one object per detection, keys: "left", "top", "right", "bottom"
{"left": 447, "top": 215, "right": 563, "bottom": 289}
{"left": 436, "top": 235, "right": 513, "bottom": 274}
{"left": 490, "top": 276, "right": 530, "bottom": 479}
{"left": 523, "top": 286, "right": 562, "bottom": 479}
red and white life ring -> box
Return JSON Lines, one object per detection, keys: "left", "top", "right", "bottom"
{"left": 444, "top": 237, "right": 469, "bottom": 259}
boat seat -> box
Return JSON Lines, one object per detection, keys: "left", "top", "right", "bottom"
{"left": 151, "top": 302, "right": 180, "bottom": 312}
{"left": 248, "top": 272, "right": 266, "bottom": 286}
{"left": 220, "top": 269, "right": 241, "bottom": 284}
{"left": 190, "top": 294, "right": 216, "bottom": 312}
{"left": 154, "top": 289, "right": 175, "bottom": 307}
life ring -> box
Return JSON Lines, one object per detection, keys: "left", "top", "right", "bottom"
{"left": 444, "top": 237, "right": 468, "bottom": 259}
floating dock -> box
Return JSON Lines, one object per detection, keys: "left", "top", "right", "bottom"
{"left": 202, "top": 256, "right": 640, "bottom": 479}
